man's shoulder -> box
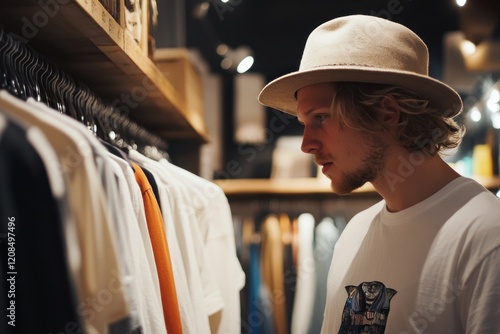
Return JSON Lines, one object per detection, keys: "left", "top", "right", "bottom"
{"left": 448, "top": 176, "right": 500, "bottom": 216}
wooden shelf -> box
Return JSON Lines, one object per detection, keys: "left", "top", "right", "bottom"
{"left": 214, "top": 176, "right": 500, "bottom": 196}
{"left": 0, "top": 0, "right": 208, "bottom": 142}
{"left": 214, "top": 178, "right": 376, "bottom": 196}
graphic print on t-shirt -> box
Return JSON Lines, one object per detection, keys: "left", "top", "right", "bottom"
{"left": 338, "top": 281, "right": 397, "bottom": 334}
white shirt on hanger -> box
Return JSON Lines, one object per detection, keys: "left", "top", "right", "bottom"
{"left": 0, "top": 92, "right": 129, "bottom": 334}
{"left": 292, "top": 213, "right": 317, "bottom": 334}
{"left": 106, "top": 154, "right": 167, "bottom": 334}
{"left": 25, "top": 99, "right": 139, "bottom": 326}
{"left": 159, "top": 159, "right": 246, "bottom": 334}
{"left": 129, "top": 150, "right": 221, "bottom": 334}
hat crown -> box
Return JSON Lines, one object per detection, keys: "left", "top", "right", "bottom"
{"left": 258, "top": 15, "right": 462, "bottom": 117}
{"left": 300, "top": 15, "right": 429, "bottom": 76}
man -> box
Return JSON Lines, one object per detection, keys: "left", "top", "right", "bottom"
{"left": 258, "top": 15, "right": 500, "bottom": 333}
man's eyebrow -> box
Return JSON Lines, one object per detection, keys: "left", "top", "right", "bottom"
{"left": 299, "top": 105, "right": 322, "bottom": 118}
{"left": 297, "top": 107, "right": 316, "bottom": 125}
{"left": 297, "top": 107, "right": 321, "bottom": 125}
{"left": 298, "top": 105, "right": 333, "bottom": 120}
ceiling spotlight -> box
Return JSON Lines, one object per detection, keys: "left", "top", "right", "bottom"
{"left": 456, "top": 0, "right": 466, "bottom": 7}
{"left": 237, "top": 55, "right": 254, "bottom": 73}
{"left": 217, "top": 44, "right": 254, "bottom": 73}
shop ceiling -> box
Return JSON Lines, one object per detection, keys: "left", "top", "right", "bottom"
{"left": 183, "top": 0, "right": 499, "bottom": 81}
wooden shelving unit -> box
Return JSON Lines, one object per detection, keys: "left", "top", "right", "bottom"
{"left": 0, "top": 0, "right": 208, "bottom": 142}
{"left": 214, "top": 178, "right": 376, "bottom": 197}
{"left": 215, "top": 176, "right": 500, "bottom": 196}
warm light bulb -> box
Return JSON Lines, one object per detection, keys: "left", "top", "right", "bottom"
{"left": 488, "top": 88, "right": 500, "bottom": 103}
{"left": 487, "top": 103, "right": 500, "bottom": 113}
{"left": 220, "top": 57, "right": 233, "bottom": 70}
{"left": 461, "top": 40, "right": 476, "bottom": 55}
{"left": 216, "top": 44, "right": 229, "bottom": 56}
{"left": 470, "top": 107, "right": 481, "bottom": 122}
{"left": 491, "top": 113, "right": 500, "bottom": 129}
{"left": 456, "top": 0, "right": 466, "bottom": 7}
{"left": 487, "top": 89, "right": 500, "bottom": 113}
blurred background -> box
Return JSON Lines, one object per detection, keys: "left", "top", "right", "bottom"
{"left": 154, "top": 0, "right": 500, "bottom": 179}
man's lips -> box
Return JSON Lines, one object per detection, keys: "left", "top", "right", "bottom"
{"left": 321, "top": 162, "right": 333, "bottom": 174}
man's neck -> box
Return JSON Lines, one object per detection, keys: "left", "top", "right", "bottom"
{"left": 372, "top": 150, "right": 461, "bottom": 212}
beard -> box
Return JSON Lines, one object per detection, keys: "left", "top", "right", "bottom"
{"left": 329, "top": 137, "right": 388, "bottom": 195}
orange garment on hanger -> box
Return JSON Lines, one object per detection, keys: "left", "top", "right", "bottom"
{"left": 133, "top": 162, "right": 183, "bottom": 334}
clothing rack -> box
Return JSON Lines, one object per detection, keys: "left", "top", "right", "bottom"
{"left": 0, "top": 24, "right": 169, "bottom": 155}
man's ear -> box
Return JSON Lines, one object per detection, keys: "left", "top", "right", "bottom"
{"left": 380, "top": 95, "right": 400, "bottom": 125}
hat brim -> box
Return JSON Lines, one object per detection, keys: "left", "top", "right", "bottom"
{"left": 258, "top": 66, "right": 463, "bottom": 117}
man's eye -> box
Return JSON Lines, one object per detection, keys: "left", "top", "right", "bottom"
{"left": 315, "top": 114, "right": 327, "bottom": 122}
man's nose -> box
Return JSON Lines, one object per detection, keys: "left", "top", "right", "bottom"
{"left": 301, "top": 127, "right": 320, "bottom": 154}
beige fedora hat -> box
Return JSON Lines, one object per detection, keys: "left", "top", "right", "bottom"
{"left": 258, "top": 15, "right": 463, "bottom": 117}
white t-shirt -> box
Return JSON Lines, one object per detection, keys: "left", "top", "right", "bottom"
{"left": 321, "top": 177, "right": 500, "bottom": 334}
{"left": 291, "top": 213, "right": 316, "bottom": 334}
{"left": 0, "top": 92, "right": 130, "bottom": 334}
{"left": 158, "top": 159, "right": 246, "bottom": 334}
{"left": 107, "top": 154, "right": 167, "bottom": 334}
{"left": 27, "top": 98, "right": 143, "bottom": 332}
{"left": 129, "top": 150, "right": 222, "bottom": 334}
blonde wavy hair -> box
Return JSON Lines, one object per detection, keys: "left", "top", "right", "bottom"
{"left": 329, "top": 82, "right": 466, "bottom": 155}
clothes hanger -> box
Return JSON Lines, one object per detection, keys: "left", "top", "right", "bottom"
{"left": 86, "top": 86, "right": 100, "bottom": 133}
{"left": 80, "top": 86, "right": 94, "bottom": 132}
{"left": 45, "top": 63, "right": 65, "bottom": 112}
{"left": 37, "top": 54, "right": 60, "bottom": 110}
{"left": 92, "top": 101, "right": 109, "bottom": 141}
{"left": 2, "top": 33, "right": 22, "bottom": 97}
{"left": 18, "top": 37, "right": 52, "bottom": 103}
{"left": 57, "top": 70, "right": 78, "bottom": 119}
{"left": 22, "top": 43, "right": 42, "bottom": 101}
{"left": 52, "top": 66, "right": 72, "bottom": 115}
{"left": 30, "top": 47, "right": 52, "bottom": 105}
{"left": 12, "top": 40, "right": 32, "bottom": 101}
{"left": 89, "top": 94, "right": 110, "bottom": 139}
{"left": 7, "top": 34, "right": 26, "bottom": 98}
{"left": 0, "top": 26, "right": 10, "bottom": 90}
{"left": 72, "top": 80, "right": 88, "bottom": 123}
